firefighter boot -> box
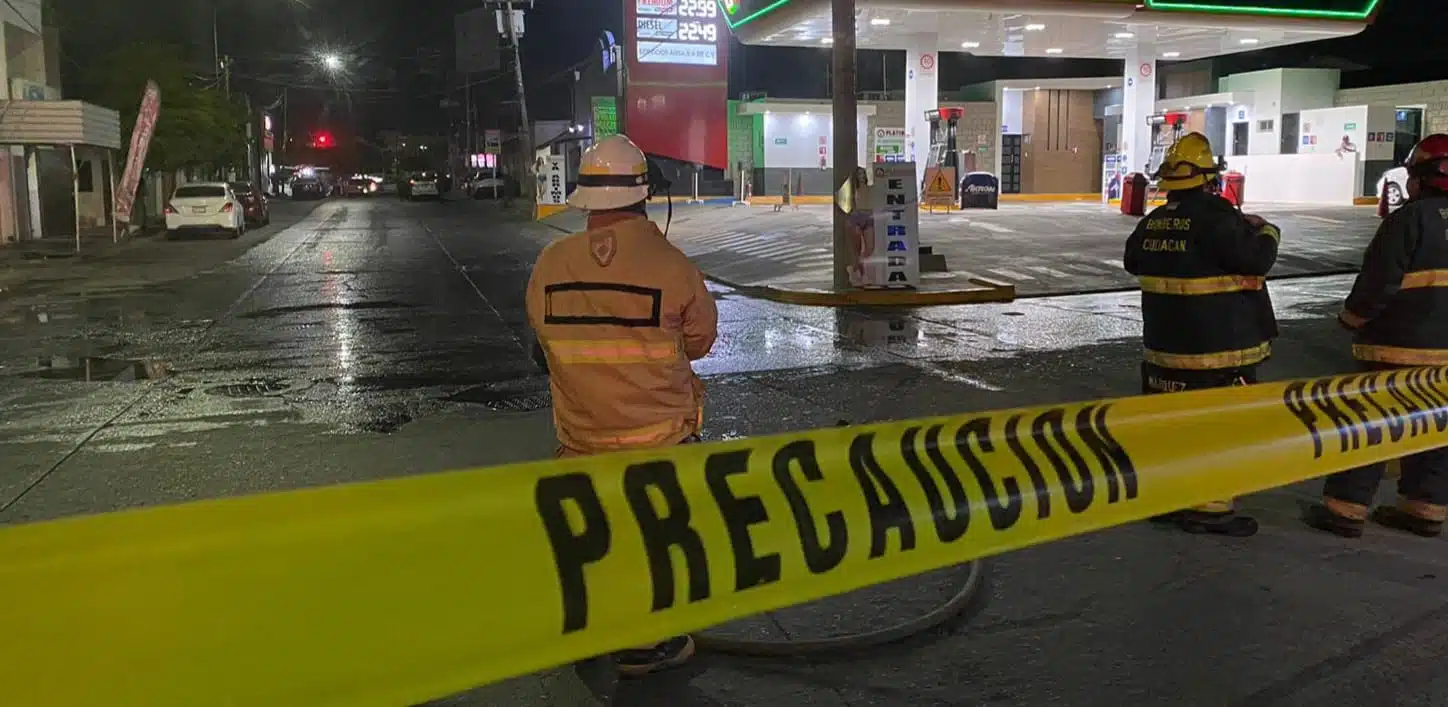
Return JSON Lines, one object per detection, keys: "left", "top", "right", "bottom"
{"left": 1302, "top": 499, "right": 1367, "bottom": 538}
{"left": 1370, "top": 501, "right": 1446, "bottom": 538}
{"left": 1151, "top": 507, "right": 1258, "bottom": 537}
{"left": 614, "top": 635, "right": 696, "bottom": 678}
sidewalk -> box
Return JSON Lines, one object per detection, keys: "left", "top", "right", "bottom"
{"left": 0, "top": 199, "right": 326, "bottom": 304}
{"left": 541, "top": 206, "right": 1014, "bottom": 306}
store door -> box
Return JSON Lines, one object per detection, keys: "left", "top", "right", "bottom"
{"left": 1001, "top": 135, "right": 1022, "bottom": 194}
{"left": 1395, "top": 108, "right": 1423, "bottom": 164}
{"left": 1231, "top": 123, "right": 1249, "bottom": 157}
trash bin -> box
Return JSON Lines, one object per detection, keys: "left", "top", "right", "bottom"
{"left": 1222, "top": 171, "right": 1245, "bottom": 207}
{"left": 1121, "top": 172, "right": 1149, "bottom": 216}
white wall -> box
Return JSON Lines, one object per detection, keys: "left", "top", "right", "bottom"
{"left": 1000, "top": 89, "right": 1024, "bottom": 135}
{"left": 1366, "top": 105, "right": 1399, "bottom": 159}
{"left": 761, "top": 112, "right": 868, "bottom": 169}
{"left": 1298, "top": 105, "right": 1367, "bottom": 157}
{"left": 1232, "top": 153, "right": 1362, "bottom": 205}
{"left": 1280, "top": 69, "right": 1341, "bottom": 114}
{"left": 1298, "top": 104, "right": 1398, "bottom": 162}
{"left": 1222, "top": 70, "right": 1283, "bottom": 156}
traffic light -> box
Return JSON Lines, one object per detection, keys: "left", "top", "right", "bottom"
{"left": 311, "top": 131, "right": 333, "bottom": 148}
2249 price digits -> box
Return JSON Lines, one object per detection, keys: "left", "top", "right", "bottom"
{"left": 677, "top": 0, "right": 717, "bottom": 18}
{"left": 678, "top": 20, "right": 717, "bottom": 42}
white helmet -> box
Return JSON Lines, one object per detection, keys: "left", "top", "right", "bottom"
{"left": 568, "top": 135, "right": 651, "bottom": 211}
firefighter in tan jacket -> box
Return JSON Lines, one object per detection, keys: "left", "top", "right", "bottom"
{"left": 525, "top": 134, "right": 717, "bottom": 677}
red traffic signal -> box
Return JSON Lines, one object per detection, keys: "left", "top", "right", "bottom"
{"left": 311, "top": 132, "right": 333, "bottom": 148}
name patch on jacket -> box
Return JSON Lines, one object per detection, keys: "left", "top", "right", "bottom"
{"left": 1142, "top": 238, "right": 1188, "bottom": 253}
{"left": 1145, "top": 217, "right": 1192, "bottom": 231}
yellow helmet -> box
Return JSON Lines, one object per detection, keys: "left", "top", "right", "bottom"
{"left": 1154, "top": 132, "right": 1219, "bottom": 191}
{"left": 568, "top": 134, "right": 651, "bottom": 211}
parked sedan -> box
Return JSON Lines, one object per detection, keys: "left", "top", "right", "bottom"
{"left": 338, "top": 177, "right": 375, "bottom": 197}
{"left": 464, "top": 171, "right": 518, "bottom": 199}
{"left": 289, "top": 177, "right": 329, "bottom": 200}
{"left": 229, "top": 181, "right": 270, "bottom": 227}
{"left": 164, "top": 183, "right": 245, "bottom": 239}
{"left": 406, "top": 172, "right": 441, "bottom": 200}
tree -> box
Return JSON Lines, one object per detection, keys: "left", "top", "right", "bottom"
{"left": 80, "top": 43, "right": 248, "bottom": 176}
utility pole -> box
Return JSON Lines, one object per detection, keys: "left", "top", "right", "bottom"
{"left": 503, "top": 1, "right": 532, "bottom": 184}
{"left": 830, "top": 0, "right": 858, "bottom": 289}
{"left": 280, "top": 87, "right": 289, "bottom": 165}
{"left": 212, "top": 1, "right": 220, "bottom": 83}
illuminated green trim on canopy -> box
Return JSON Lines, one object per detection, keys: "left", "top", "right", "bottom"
{"left": 716, "top": 0, "right": 1379, "bottom": 31}
{"left": 1144, "top": 0, "right": 1378, "bottom": 20}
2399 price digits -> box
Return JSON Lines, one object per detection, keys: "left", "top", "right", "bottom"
{"left": 677, "top": 0, "right": 717, "bottom": 18}
{"left": 678, "top": 20, "right": 717, "bottom": 42}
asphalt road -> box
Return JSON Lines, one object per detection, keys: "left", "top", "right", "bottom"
{"left": 649, "top": 202, "right": 1380, "bottom": 295}
{"left": 2, "top": 197, "right": 1447, "bottom": 706}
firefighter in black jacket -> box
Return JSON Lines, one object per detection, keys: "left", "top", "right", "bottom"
{"left": 1124, "top": 132, "right": 1281, "bottom": 537}
{"left": 1305, "top": 133, "right": 1448, "bottom": 539}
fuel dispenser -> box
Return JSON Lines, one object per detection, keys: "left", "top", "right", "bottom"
{"left": 1145, "top": 111, "right": 1189, "bottom": 177}
{"left": 924, "top": 107, "right": 969, "bottom": 202}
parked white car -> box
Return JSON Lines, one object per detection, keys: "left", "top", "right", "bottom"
{"left": 1377, "top": 165, "right": 1409, "bottom": 218}
{"left": 406, "top": 172, "right": 441, "bottom": 200}
{"left": 165, "top": 182, "right": 245, "bottom": 239}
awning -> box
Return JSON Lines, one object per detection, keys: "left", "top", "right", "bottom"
{"left": 0, "top": 100, "right": 122, "bottom": 150}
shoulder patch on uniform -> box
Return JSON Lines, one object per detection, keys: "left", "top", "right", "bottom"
{"left": 589, "top": 231, "right": 618, "bottom": 267}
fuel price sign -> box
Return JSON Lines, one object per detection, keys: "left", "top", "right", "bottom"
{"left": 635, "top": 0, "right": 721, "bottom": 66}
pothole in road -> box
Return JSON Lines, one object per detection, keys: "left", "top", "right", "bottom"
{"left": 23, "top": 356, "right": 170, "bottom": 382}
{"left": 205, "top": 379, "right": 292, "bottom": 397}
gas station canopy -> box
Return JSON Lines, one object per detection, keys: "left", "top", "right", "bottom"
{"left": 719, "top": 0, "right": 1377, "bottom": 59}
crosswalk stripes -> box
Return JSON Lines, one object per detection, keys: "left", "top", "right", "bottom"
{"left": 974, "top": 222, "right": 1016, "bottom": 234}
{"left": 1025, "top": 265, "right": 1075, "bottom": 278}
{"left": 984, "top": 267, "right": 1034, "bottom": 281}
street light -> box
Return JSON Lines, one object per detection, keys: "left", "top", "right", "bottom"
{"left": 321, "top": 53, "right": 343, "bottom": 72}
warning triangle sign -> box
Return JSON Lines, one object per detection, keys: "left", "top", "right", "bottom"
{"left": 927, "top": 170, "right": 952, "bottom": 194}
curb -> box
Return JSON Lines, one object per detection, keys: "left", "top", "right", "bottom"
{"left": 535, "top": 216, "right": 1018, "bottom": 308}
{"left": 706, "top": 273, "right": 1017, "bottom": 307}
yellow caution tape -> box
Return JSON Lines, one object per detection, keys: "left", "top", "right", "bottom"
{"left": 4, "top": 367, "right": 1448, "bottom": 706}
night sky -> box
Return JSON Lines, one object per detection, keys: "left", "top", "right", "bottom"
{"left": 58, "top": 0, "right": 1428, "bottom": 138}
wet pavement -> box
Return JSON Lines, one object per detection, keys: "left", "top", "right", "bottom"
{"left": 3, "top": 197, "right": 1448, "bottom": 706}
{"left": 557, "top": 202, "right": 1381, "bottom": 296}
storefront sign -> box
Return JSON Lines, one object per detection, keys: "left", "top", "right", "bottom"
{"left": 853, "top": 162, "right": 920, "bottom": 289}
{"left": 1102, "top": 153, "right": 1127, "bottom": 202}
{"left": 540, "top": 155, "right": 567, "bottom": 205}
{"left": 589, "top": 97, "right": 616, "bottom": 140}
{"left": 873, "top": 127, "right": 906, "bottom": 163}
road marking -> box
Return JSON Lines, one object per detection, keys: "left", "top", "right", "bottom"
{"left": 1025, "top": 265, "right": 1075, "bottom": 278}
{"left": 1100, "top": 258, "right": 1123, "bottom": 268}
{"left": 729, "top": 241, "right": 783, "bottom": 256}
{"left": 974, "top": 222, "right": 1015, "bottom": 234}
{"left": 1295, "top": 215, "right": 1345, "bottom": 225}
{"left": 987, "top": 268, "right": 1034, "bottom": 281}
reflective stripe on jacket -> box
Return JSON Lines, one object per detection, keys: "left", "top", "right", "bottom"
{"left": 526, "top": 212, "right": 718, "bottom": 455}
{"left": 1342, "top": 193, "right": 1448, "bottom": 365}
{"left": 1124, "top": 189, "right": 1280, "bottom": 371}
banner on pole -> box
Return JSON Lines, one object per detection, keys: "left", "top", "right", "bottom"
{"left": 114, "top": 80, "right": 160, "bottom": 225}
